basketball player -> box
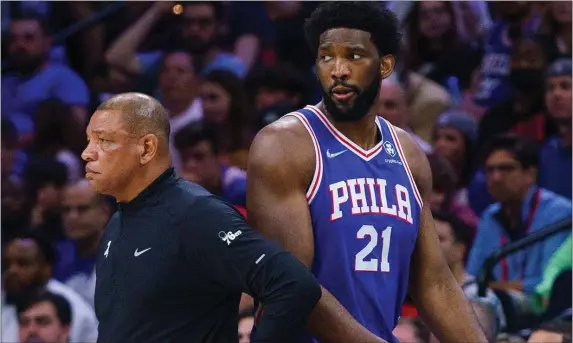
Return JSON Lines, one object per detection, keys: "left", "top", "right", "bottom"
{"left": 246, "top": 2, "right": 488, "bottom": 343}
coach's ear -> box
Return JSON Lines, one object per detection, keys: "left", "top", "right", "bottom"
{"left": 139, "top": 133, "right": 159, "bottom": 165}
{"left": 380, "top": 55, "right": 395, "bottom": 79}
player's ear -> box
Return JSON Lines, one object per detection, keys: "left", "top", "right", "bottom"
{"left": 380, "top": 55, "right": 395, "bottom": 79}
{"left": 139, "top": 134, "right": 159, "bottom": 165}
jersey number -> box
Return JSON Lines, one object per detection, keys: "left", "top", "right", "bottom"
{"left": 355, "top": 225, "right": 392, "bottom": 272}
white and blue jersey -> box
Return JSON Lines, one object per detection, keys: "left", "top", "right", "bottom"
{"left": 287, "top": 105, "right": 422, "bottom": 342}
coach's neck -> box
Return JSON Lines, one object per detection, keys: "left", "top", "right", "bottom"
{"left": 114, "top": 156, "right": 172, "bottom": 203}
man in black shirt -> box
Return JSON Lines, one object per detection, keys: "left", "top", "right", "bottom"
{"left": 82, "top": 93, "right": 321, "bottom": 343}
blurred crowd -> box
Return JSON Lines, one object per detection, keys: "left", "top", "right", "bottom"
{"left": 1, "top": 1, "right": 572, "bottom": 343}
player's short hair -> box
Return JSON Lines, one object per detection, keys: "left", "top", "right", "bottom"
{"left": 16, "top": 291, "right": 72, "bottom": 326}
{"left": 481, "top": 133, "right": 539, "bottom": 169}
{"left": 432, "top": 211, "right": 473, "bottom": 248}
{"left": 304, "top": 1, "right": 402, "bottom": 57}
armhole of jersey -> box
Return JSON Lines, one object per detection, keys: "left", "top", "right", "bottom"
{"left": 386, "top": 123, "right": 424, "bottom": 210}
{"left": 283, "top": 112, "right": 323, "bottom": 204}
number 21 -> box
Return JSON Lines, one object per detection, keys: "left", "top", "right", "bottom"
{"left": 355, "top": 225, "right": 392, "bottom": 272}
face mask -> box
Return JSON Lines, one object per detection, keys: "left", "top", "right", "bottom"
{"left": 510, "top": 68, "right": 544, "bottom": 94}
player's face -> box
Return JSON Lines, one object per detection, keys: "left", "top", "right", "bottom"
{"left": 81, "top": 110, "right": 141, "bottom": 197}
{"left": 484, "top": 149, "right": 536, "bottom": 203}
{"left": 19, "top": 301, "right": 70, "bottom": 343}
{"left": 545, "top": 75, "right": 572, "bottom": 123}
{"left": 316, "top": 28, "right": 394, "bottom": 122}
{"left": 2, "top": 239, "right": 51, "bottom": 298}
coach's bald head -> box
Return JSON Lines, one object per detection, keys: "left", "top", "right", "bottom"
{"left": 82, "top": 93, "right": 173, "bottom": 202}
{"left": 97, "top": 92, "right": 171, "bottom": 151}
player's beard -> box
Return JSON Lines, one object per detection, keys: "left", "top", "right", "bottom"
{"left": 322, "top": 68, "right": 382, "bottom": 123}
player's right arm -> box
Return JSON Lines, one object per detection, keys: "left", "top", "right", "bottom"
{"left": 247, "top": 117, "right": 387, "bottom": 343}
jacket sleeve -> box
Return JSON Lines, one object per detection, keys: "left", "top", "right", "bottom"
{"left": 182, "top": 196, "right": 321, "bottom": 343}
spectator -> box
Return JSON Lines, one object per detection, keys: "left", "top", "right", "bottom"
{"left": 105, "top": 1, "right": 246, "bottom": 92}
{"left": 427, "top": 152, "right": 478, "bottom": 229}
{"left": 432, "top": 110, "right": 479, "bottom": 214}
{"left": 174, "top": 122, "right": 247, "bottom": 207}
{"left": 1, "top": 178, "right": 29, "bottom": 247}
{"left": 377, "top": 77, "right": 433, "bottom": 153}
{"left": 404, "top": 1, "right": 483, "bottom": 90}
{"left": 538, "top": 59, "right": 572, "bottom": 199}
{"left": 433, "top": 210, "right": 506, "bottom": 331}
{"left": 536, "top": 2, "right": 572, "bottom": 63}
{"left": 527, "top": 320, "right": 572, "bottom": 343}
{"left": 1, "top": 117, "right": 26, "bottom": 184}
{"left": 23, "top": 157, "right": 68, "bottom": 241}
{"left": 466, "top": 134, "right": 571, "bottom": 311}
{"left": 156, "top": 50, "right": 203, "bottom": 171}
{"left": 31, "top": 100, "right": 85, "bottom": 182}
{"left": 478, "top": 37, "right": 550, "bottom": 148}
{"left": 2, "top": 232, "right": 98, "bottom": 343}
{"left": 245, "top": 63, "right": 308, "bottom": 128}
{"left": 17, "top": 291, "right": 72, "bottom": 343}
{"left": 2, "top": 15, "right": 89, "bottom": 137}
{"left": 238, "top": 307, "right": 255, "bottom": 343}
{"left": 54, "top": 180, "right": 111, "bottom": 306}
{"left": 200, "top": 70, "right": 255, "bottom": 170}
{"left": 533, "top": 234, "right": 572, "bottom": 318}
{"left": 473, "top": 2, "right": 534, "bottom": 108}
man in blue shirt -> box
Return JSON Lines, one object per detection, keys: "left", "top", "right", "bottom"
{"left": 538, "top": 59, "right": 572, "bottom": 199}
{"left": 2, "top": 15, "right": 89, "bottom": 136}
{"left": 173, "top": 122, "right": 247, "bottom": 207}
{"left": 467, "top": 134, "right": 571, "bottom": 297}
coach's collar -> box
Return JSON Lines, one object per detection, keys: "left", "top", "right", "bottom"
{"left": 118, "top": 167, "right": 176, "bottom": 212}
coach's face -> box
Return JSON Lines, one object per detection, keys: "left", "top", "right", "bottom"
{"left": 316, "top": 28, "right": 394, "bottom": 122}
{"left": 82, "top": 110, "right": 141, "bottom": 197}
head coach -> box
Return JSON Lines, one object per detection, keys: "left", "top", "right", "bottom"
{"left": 81, "top": 92, "right": 321, "bottom": 343}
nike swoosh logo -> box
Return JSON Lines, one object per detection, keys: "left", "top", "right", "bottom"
{"left": 134, "top": 248, "right": 151, "bottom": 257}
{"left": 326, "top": 149, "right": 347, "bottom": 158}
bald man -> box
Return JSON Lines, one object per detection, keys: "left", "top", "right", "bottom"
{"left": 83, "top": 93, "right": 321, "bottom": 343}
{"left": 376, "top": 79, "right": 433, "bottom": 153}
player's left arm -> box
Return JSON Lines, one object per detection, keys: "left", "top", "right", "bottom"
{"left": 395, "top": 128, "right": 489, "bottom": 343}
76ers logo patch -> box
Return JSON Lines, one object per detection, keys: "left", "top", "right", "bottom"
{"left": 383, "top": 141, "right": 396, "bottom": 157}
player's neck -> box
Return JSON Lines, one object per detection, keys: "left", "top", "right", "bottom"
{"left": 318, "top": 103, "right": 380, "bottom": 150}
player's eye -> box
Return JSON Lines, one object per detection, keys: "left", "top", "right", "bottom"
{"left": 351, "top": 54, "right": 362, "bottom": 60}
{"left": 320, "top": 55, "right": 333, "bottom": 63}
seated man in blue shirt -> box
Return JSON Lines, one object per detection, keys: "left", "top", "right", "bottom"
{"left": 538, "top": 59, "right": 572, "bottom": 200}
{"left": 173, "top": 122, "right": 247, "bottom": 207}
{"left": 2, "top": 15, "right": 89, "bottom": 137}
{"left": 467, "top": 134, "right": 571, "bottom": 298}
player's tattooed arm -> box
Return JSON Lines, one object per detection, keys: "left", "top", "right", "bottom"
{"left": 394, "top": 128, "right": 489, "bottom": 343}
{"left": 247, "top": 117, "right": 388, "bottom": 343}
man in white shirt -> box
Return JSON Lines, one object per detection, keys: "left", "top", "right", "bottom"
{"left": 17, "top": 291, "right": 72, "bottom": 343}
{"left": 2, "top": 232, "right": 98, "bottom": 343}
